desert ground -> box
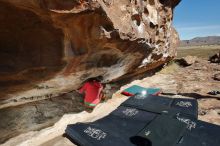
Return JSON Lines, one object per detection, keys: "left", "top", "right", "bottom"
{"left": 177, "top": 45, "right": 220, "bottom": 59}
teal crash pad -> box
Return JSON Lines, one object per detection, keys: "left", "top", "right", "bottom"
{"left": 121, "top": 85, "right": 162, "bottom": 96}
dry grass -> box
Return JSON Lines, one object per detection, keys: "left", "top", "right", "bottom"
{"left": 177, "top": 45, "right": 220, "bottom": 59}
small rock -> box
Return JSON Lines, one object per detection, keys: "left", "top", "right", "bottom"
{"left": 103, "top": 0, "right": 113, "bottom": 6}
{"left": 214, "top": 73, "right": 220, "bottom": 81}
{"left": 199, "top": 110, "right": 207, "bottom": 116}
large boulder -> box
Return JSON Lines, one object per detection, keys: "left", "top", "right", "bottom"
{"left": 0, "top": 0, "right": 180, "bottom": 106}
{"left": 209, "top": 51, "right": 220, "bottom": 63}
{"left": 176, "top": 56, "right": 198, "bottom": 67}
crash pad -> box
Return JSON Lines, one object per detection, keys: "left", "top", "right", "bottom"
{"left": 171, "top": 98, "right": 198, "bottom": 119}
{"left": 121, "top": 94, "right": 198, "bottom": 119}
{"left": 65, "top": 94, "right": 220, "bottom": 146}
{"left": 134, "top": 115, "right": 187, "bottom": 146}
{"left": 175, "top": 114, "right": 220, "bottom": 146}
{"left": 66, "top": 107, "right": 157, "bottom": 146}
{"left": 121, "top": 85, "right": 162, "bottom": 96}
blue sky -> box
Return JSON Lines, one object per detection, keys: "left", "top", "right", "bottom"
{"left": 173, "top": 0, "right": 220, "bottom": 40}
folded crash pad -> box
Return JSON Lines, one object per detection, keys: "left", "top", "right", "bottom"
{"left": 121, "top": 85, "right": 162, "bottom": 96}
{"left": 121, "top": 94, "right": 198, "bottom": 119}
{"left": 133, "top": 115, "right": 187, "bottom": 146}
{"left": 66, "top": 107, "right": 157, "bottom": 146}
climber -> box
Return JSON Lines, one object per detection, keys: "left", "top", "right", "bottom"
{"left": 77, "top": 76, "right": 104, "bottom": 108}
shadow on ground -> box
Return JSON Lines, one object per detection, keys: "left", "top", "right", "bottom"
{"left": 162, "top": 92, "right": 220, "bottom": 100}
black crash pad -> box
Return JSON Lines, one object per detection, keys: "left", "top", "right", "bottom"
{"left": 121, "top": 94, "right": 198, "bottom": 119}
{"left": 171, "top": 98, "right": 198, "bottom": 119}
{"left": 134, "top": 115, "right": 187, "bottom": 146}
{"left": 65, "top": 94, "right": 220, "bottom": 146}
{"left": 174, "top": 114, "right": 220, "bottom": 146}
{"left": 65, "top": 109, "right": 187, "bottom": 146}
{"left": 66, "top": 106, "right": 157, "bottom": 146}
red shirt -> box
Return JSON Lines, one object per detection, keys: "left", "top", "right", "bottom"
{"left": 79, "top": 81, "right": 103, "bottom": 105}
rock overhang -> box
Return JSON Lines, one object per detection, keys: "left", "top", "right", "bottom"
{"left": 0, "top": 0, "right": 180, "bottom": 107}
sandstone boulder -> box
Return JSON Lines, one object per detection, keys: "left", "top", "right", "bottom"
{"left": 0, "top": 0, "right": 180, "bottom": 106}
{"left": 176, "top": 56, "right": 198, "bottom": 67}
{"left": 209, "top": 51, "right": 220, "bottom": 63}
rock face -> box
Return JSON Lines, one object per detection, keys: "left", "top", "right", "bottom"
{"left": 0, "top": 87, "right": 119, "bottom": 144}
{"left": 0, "top": 92, "right": 83, "bottom": 144}
{"left": 0, "top": 0, "right": 180, "bottom": 107}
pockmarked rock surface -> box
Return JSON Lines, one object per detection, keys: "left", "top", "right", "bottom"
{"left": 0, "top": 0, "right": 180, "bottom": 108}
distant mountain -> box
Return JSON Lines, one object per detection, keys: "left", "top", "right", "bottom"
{"left": 180, "top": 36, "right": 220, "bottom": 47}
